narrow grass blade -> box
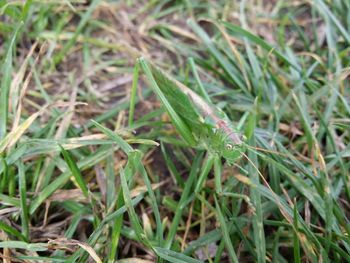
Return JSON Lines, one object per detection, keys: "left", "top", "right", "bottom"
{"left": 194, "top": 154, "right": 214, "bottom": 193}
{"left": 134, "top": 152, "right": 164, "bottom": 246}
{"left": 213, "top": 155, "right": 222, "bottom": 194}
{"left": 313, "top": 0, "right": 350, "bottom": 44}
{"left": 120, "top": 165, "right": 149, "bottom": 246}
{"left": 128, "top": 61, "right": 140, "bottom": 127}
{"left": 91, "top": 120, "right": 133, "bottom": 154}
{"left": 188, "top": 57, "right": 211, "bottom": 103}
{"left": 17, "top": 161, "right": 29, "bottom": 240}
{"left": 0, "top": 193, "right": 20, "bottom": 207}
{"left": 0, "top": 241, "right": 47, "bottom": 252}
{"left": 30, "top": 146, "right": 111, "bottom": 214}
{"left": 154, "top": 247, "right": 202, "bottom": 263}
{"left": 247, "top": 140, "right": 266, "bottom": 263}
{"left": 53, "top": 0, "right": 101, "bottom": 65}
{"left": 59, "top": 145, "right": 89, "bottom": 198}
{"left": 187, "top": 19, "right": 248, "bottom": 94}
{"left": 292, "top": 92, "right": 316, "bottom": 150}
{"left": 165, "top": 152, "right": 203, "bottom": 248}
{"left": 221, "top": 20, "right": 301, "bottom": 71}
{"left": 160, "top": 142, "right": 184, "bottom": 187}
{"left": 0, "top": 155, "right": 9, "bottom": 193}
{"left": 214, "top": 195, "right": 239, "bottom": 263}
{"left": 0, "top": 221, "right": 27, "bottom": 241}
{"left": 0, "top": 22, "right": 22, "bottom": 139}
{"left": 293, "top": 201, "right": 301, "bottom": 263}
{"left": 108, "top": 192, "right": 124, "bottom": 262}
{"left": 0, "top": 106, "right": 47, "bottom": 154}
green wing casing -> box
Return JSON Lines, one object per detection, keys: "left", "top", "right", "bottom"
{"left": 147, "top": 63, "right": 208, "bottom": 135}
{"left": 140, "top": 58, "right": 245, "bottom": 164}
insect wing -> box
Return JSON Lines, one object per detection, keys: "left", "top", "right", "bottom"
{"left": 149, "top": 64, "right": 206, "bottom": 134}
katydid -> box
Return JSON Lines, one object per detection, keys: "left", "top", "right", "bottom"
{"left": 128, "top": 58, "right": 310, "bottom": 259}
{"left": 130, "top": 57, "right": 247, "bottom": 166}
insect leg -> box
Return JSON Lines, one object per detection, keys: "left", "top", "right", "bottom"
{"left": 214, "top": 154, "right": 223, "bottom": 194}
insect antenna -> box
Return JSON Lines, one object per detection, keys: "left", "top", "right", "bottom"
{"left": 239, "top": 152, "right": 296, "bottom": 225}
{"left": 245, "top": 144, "right": 290, "bottom": 158}
{"left": 239, "top": 152, "right": 270, "bottom": 188}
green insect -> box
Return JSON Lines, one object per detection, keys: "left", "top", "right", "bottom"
{"left": 130, "top": 57, "right": 247, "bottom": 165}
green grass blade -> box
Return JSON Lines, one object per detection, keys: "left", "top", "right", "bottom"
{"left": 213, "top": 155, "right": 222, "bottom": 194}
{"left": 0, "top": 22, "right": 22, "bottom": 139}
{"left": 154, "top": 247, "right": 202, "bottom": 263}
{"left": 17, "top": 161, "right": 29, "bottom": 240}
{"left": 214, "top": 195, "right": 239, "bottom": 263}
{"left": 160, "top": 142, "right": 184, "bottom": 187}
{"left": 30, "top": 146, "right": 112, "bottom": 214}
{"left": 194, "top": 154, "right": 214, "bottom": 193}
{"left": 187, "top": 19, "right": 248, "bottom": 94}
{"left": 128, "top": 61, "right": 140, "bottom": 127}
{"left": 188, "top": 57, "right": 211, "bottom": 103}
{"left": 134, "top": 152, "right": 164, "bottom": 246}
{"left": 120, "top": 165, "right": 149, "bottom": 246}
{"left": 0, "top": 241, "right": 48, "bottom": 252}
{"left": 59, "top": 145, "right": 89, "bottom": 197}
{"left": 313, "top": 0, "right": 350, "bottom": 44}
{"left": 247, "top": 141, "right": 266, "bottom": 262}
{"left": 91, "top": 120, "right": 133, "bottom": 154}
{"left": 220, "top": 20, "right": 301, "bottom": 71}
{"left": 53, "top": 0, "right": 101, "bottom": 65}
{"left": 293, "top": 201, "right": 301, "bottom": 263}
{"left": 0, "top": 221, "right": 27, "bottom": 241}
{"left": 108, "top": 191, "right": 124, "bottom": 262}
{"left": 165, "top": 152, "right": 203, "bottom": 249}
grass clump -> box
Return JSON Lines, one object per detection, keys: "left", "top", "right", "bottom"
{"left": 0, "top": 1, "right": 349, "bottom": 262}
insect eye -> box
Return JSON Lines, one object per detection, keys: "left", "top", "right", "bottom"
{"left": 240, "top": 135, "right": 247, "bottom": 142}
{"left": 226, "top": 144, "right": 233, "bottom": 150}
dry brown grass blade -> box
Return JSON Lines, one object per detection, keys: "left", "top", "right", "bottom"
{"left": 1, "top": 232, "right": 11, "bottom": 263}
{"left": 48, "top": 238, "right": 102, "bottom": 263}
{"left": 55, "top": 85, "right": 78, "bottom": 140}
{"left": 181, "top": 200, "right": 194, "bottom": 251}
{"left": 9, "top": 42, "right": 38, "bottom": 114}
{"left": 0, "top": 105, "right": 49, "bottom": 154}
{"left": 12, "top": 42, "right": 47, "bottom": 132}
{"left": 130, "top": 181, "right": 165, "bottom": 198}
{"left": 47, "top": 189, "right": 87, "bottom": 203}
{"left": 35, "top": 85, "right": 80, "bottom": 192}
